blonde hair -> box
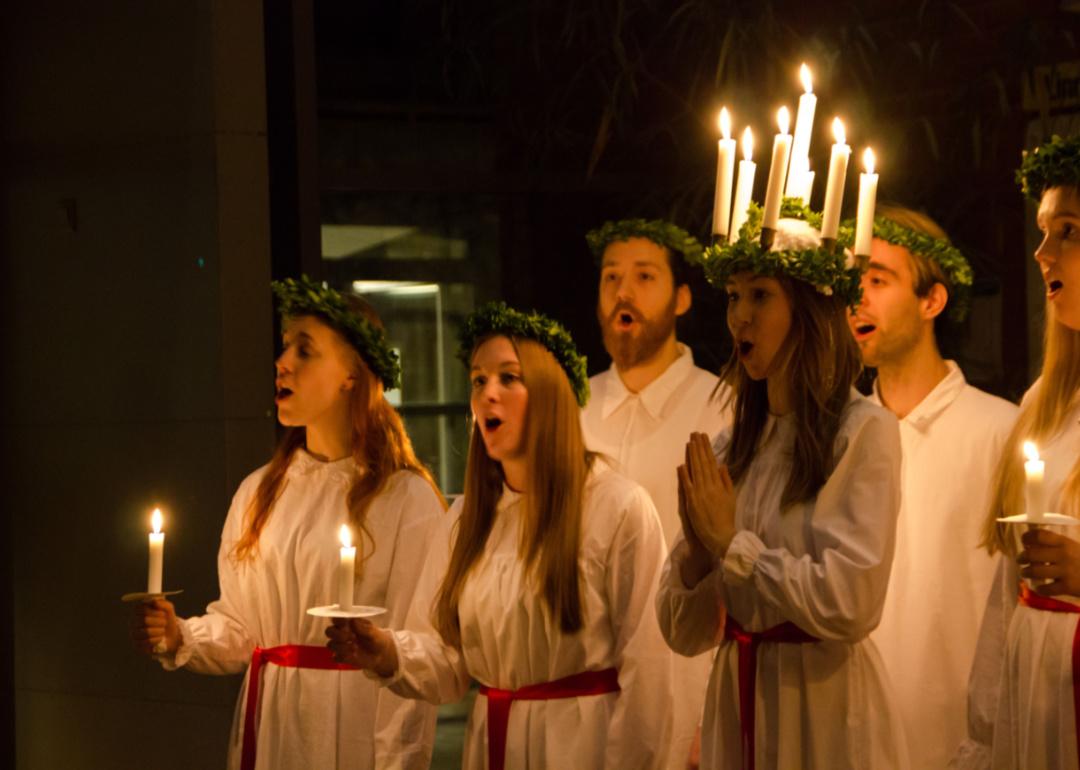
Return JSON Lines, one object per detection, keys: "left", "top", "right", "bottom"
{"left": 982, "top": 302, "right": 1080, "bottom": 553}
{"left": 433, "top": 336, "right": 593, "bottom": 647}
{"left": 233, "top": 305, "right": 444, "bottom": 571}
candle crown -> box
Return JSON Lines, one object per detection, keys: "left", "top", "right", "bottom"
{"left": 151, "top": 508, "right": 163, "bottom": 534}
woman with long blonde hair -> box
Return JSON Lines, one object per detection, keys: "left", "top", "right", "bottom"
{"left": 656, "top": 213, "right": 908, "bottom": 769}
{"left": 956, "top": 134, "right": 1080, "bottom": 770}
{"left": 325, "top": 302, "right": 674, "bottom": 770}
{"left": 129, "top": 276, "right": 445, "bottom": 770}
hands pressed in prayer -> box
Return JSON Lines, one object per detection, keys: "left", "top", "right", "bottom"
{"left": 1019, "top": 528, "right": 1080, "bottom": 597}
{"left": 325, "top": 618, "right": 399, "bottom": 677}
{"left": 130, "top": 598, "right": 180, "bottom": 656}
{"left": 677, "top": 432, "right": 737, "bottom": 563}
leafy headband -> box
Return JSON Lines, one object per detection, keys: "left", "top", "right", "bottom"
{"left": 1017, "top": 134, "right": 1080, "bottom": 202}
{"left": 586, "top": 218, "right": 705, "bottom": 267}
{"left": 272, "top": 275, "right": 401, "bottom": 391}
{"left": 457, "top": 301, "right": 590, "bottom": 407}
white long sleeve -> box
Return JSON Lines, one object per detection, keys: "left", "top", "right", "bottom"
{"left": 656, "top": 539, "right": 726, "bottom": 658}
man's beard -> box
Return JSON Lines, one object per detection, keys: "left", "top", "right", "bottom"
{"left": 598, "top": 294, "right": 678, "bottom": 370}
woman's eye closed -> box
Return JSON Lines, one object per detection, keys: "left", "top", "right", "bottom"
{"left": 499, "top": 372, "right": 520, "bottom": 386}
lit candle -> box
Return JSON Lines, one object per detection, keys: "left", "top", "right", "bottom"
{"left": 713, "top": 108, "right": 737, "bottom": 238}
{"left": 791, "top": 156, "right": 814, "bottom": 206}
{"left": 820, "top": 118, "right": 851, "bottom": 241}
{"left": 761, "top": 107, "right": 792, "bottom": 237}
{"left": 338, "top": 524, "right": 356, "bottom": 609}
{"left": 1023, "top": 441, "right": 1048, "bottom": 517}
{"left": 785, "top": 63, "right": 817, "bottom": 197}
{"left": 148, "top": 508, "right": 164, "bottom": 595}
{"left": 729, "top": 127, "right": 756, "bottom": 243}
{"left": 854, "top": 147, "right": 878, "bottom": 256}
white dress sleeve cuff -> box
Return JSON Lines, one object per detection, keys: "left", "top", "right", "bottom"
{"left": 361, "top": 629, "right": 408, "bottom": 687}
{"left": 722, "top": 530, "right": 766, "bottom": 586}
{"left": 156, "top": 616, "right": 197, "bottom": 671}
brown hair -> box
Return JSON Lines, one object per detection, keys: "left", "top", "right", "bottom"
{"left": 876, "top": 203, "right": 953, "bottom": 299}
{"left": 433, "top": 336, "right": 593, "bottom": 647}
{"left": 982, "top": 301, "right": 1080, "bottom": 554}
{"left": 721, "top": 278, "right": 862, "bottom": 508}
{"left": 232, "top": 300, "right": 444, "bottom": 571}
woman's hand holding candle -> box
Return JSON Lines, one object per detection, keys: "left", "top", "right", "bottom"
{"left": 130, "top": 598, "right": 180, "bottom": 657}
{"left": 1019, "top": 528, "right": 1080, "bottom": 597}
{"left": 326, "top": 618, "right": 398, "bottom": 677}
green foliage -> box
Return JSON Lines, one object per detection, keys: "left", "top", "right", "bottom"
{"left": 457, "top": 301, "right": 590, "bottom": 407}
{"left": 863, "top": 216, "right": 974, "bottom": 322}
{"left": 1017, "top": 134, "right": 1080, "bottom": 202}
{"left": 585, "top": 218, "right": 705, "bottom": 266}
{"left": 703, "top": 198, "right": 862, "bottom": 307}
{"left": 271, "top": 275, "right": 401, "bottom": 391}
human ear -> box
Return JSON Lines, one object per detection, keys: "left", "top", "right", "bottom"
{"left": 922, "top": 282, "right": 948, "bottom": 321}
{"left": 675, "top": 283, "right": 692, "bottom": 317}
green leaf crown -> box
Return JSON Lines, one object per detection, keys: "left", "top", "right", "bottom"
{"left": 586, "top": 218, "right": 705, "bottom": 266}
{"left": 1017, "top": 134, "right": 1080, "bottom": 202}
{"left": 271, "top": 275, "right": 401, "bottom": 391}
{"left": 457, "top": 301, "right": 590, "bottom": 407}
{"left": 703, "top": 198, "right": 863, "bottom": 307}
{"left": 856, "top": 215, "right": 974, "bottom": 323}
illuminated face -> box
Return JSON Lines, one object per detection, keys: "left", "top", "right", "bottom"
{"left": 849, "top": 239, "right": 925, "bottom": 367}
{"left": 274, "top": 316, "right": 355, "bottom": 428}
{"left": 725, "top": 272, "right": 792, "bottom": 381}
{"left": 470, "top": 336, "right": 529, "bottom": 465}
{"left": 1036, "top": 186, "right": 1080, "bottom": 331}
{"left": 597, "top": 238, "right": 690, "bottom": 369}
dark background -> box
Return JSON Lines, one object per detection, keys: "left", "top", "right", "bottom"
{"left": 3, "top": 1, "right": 1078, "bottom": 767}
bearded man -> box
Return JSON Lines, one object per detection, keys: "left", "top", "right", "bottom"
{"left": 581, "top": 219, "right": 729, "bottom": 770}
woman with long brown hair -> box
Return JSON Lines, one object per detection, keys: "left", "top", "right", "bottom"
{"left": 129, "top": 276, "right": 446, "bottom": 770}
{"left": 956, "top": 134, "right": 1080, "bottom": 770}
{"left": 325, "top": 302, "right": 674, "bottom": 770}
{"left": 656, "top": 215, "right": 908, "bottom": 769}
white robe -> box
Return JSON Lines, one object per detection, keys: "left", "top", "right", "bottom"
{"left": 159, "top": 451, "right": 445, "bottom": 770}
{"left": 381, "top": 464, "right": 675, "bottom": 770}
{"left": 656, "top": 391, "right": 908, "bottom": 770}
{"left": 582, "top": 344, "right": 730, "bottom": 769}
{"left": 869, "top": 362, "right": 1017, "bottom": 769}
{"left": 954, "top": 382, "right": 1080, "bottom": 770}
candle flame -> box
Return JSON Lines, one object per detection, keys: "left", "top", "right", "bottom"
{"left": 1023, "top": 441, "right": 1040, "bottom": 463}
{"left": 339, "top": 524, "right": 353, "bottom": 549}
{"left": 863, "top": 147, "right": 876, "bottom": 175}
{"left": 151, "top": 508, "right": 163, "bottom": 534}
{"left": 800, "top": 63, "right": 812, "bottom": 94}
{"left": 777, "top": 106, "right": 790, "bottom": 135}
{"left": 741, "top": 126, "right": 754, "bottom": 160}
{"left": 719, "top": 107, "right": 731, "bottom": 140}
{"left": 832, "top": 117, "right": 846, "bottom": 145}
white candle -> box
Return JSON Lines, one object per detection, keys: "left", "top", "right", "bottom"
{"left": 762, "top": 107, "right": 792, "bottom": 234}
{"left": 1024, "top": 441, "right": 1048, "bottom": 516}
{"left": 713, "top": 108, "right": 737, "bottom": 237}
{"left": 148, "top": 508, "right": 164, "bottom": 594}
{"left": 790, "top": 156, "right": 814, "bottom": 206}
{"left": 785, "top": 63, "right": 817, "bottom": 197}
{"left": 338, "top": 524, "right": 356, "bottom": 609}
{"left": 854, "top": 147, "right": 878, "bottom": 256}
{"left": 820, "top": 118, "right": 850, "bottom": 240}
{"left": 729, "top": 127, "right": 756, "bottom": 243}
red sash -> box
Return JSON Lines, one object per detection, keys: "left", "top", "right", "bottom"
{"left": 478, "top": 668, "right": 620, "bottom": 770}
{"left": 724, "top": 616, "right": 820, "bottom": 770}
{"left": 1018, "top": 582, "right": 1080, "bottom": 758}
{"left": 240, "top": 645, "right": 357, "bottom": 770}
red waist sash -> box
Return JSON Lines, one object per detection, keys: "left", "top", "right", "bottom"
{"left": 478, "top": 667, "right": 620, "bottom": 770}
{"left": 724, "top": 616, "right": 820, "bottom": 770}
{"left": 1018, "top": 582, "right": 1080, "bottom": 759}
{"left": 240, "top": 644, "right": 357, "bottom": 770}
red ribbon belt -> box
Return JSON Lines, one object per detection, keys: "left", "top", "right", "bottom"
{"left": 240, "top": 644, "right": 357, "bottom": 770}
{"left": 1018, "top": 582, "right": 1080, "bottom": 759}
{"left": 724, "top": 616, "right": 819, "bottom": 770}
{"left": 478, "top": 667, "right": 620, "bottom": 770}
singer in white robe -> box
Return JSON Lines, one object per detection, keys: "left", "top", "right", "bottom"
{"left": 656, "top": 393, "right": 909, "bottom": 770}
{"left": 157, "top": 453, "right": 445, "bottom": 770}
